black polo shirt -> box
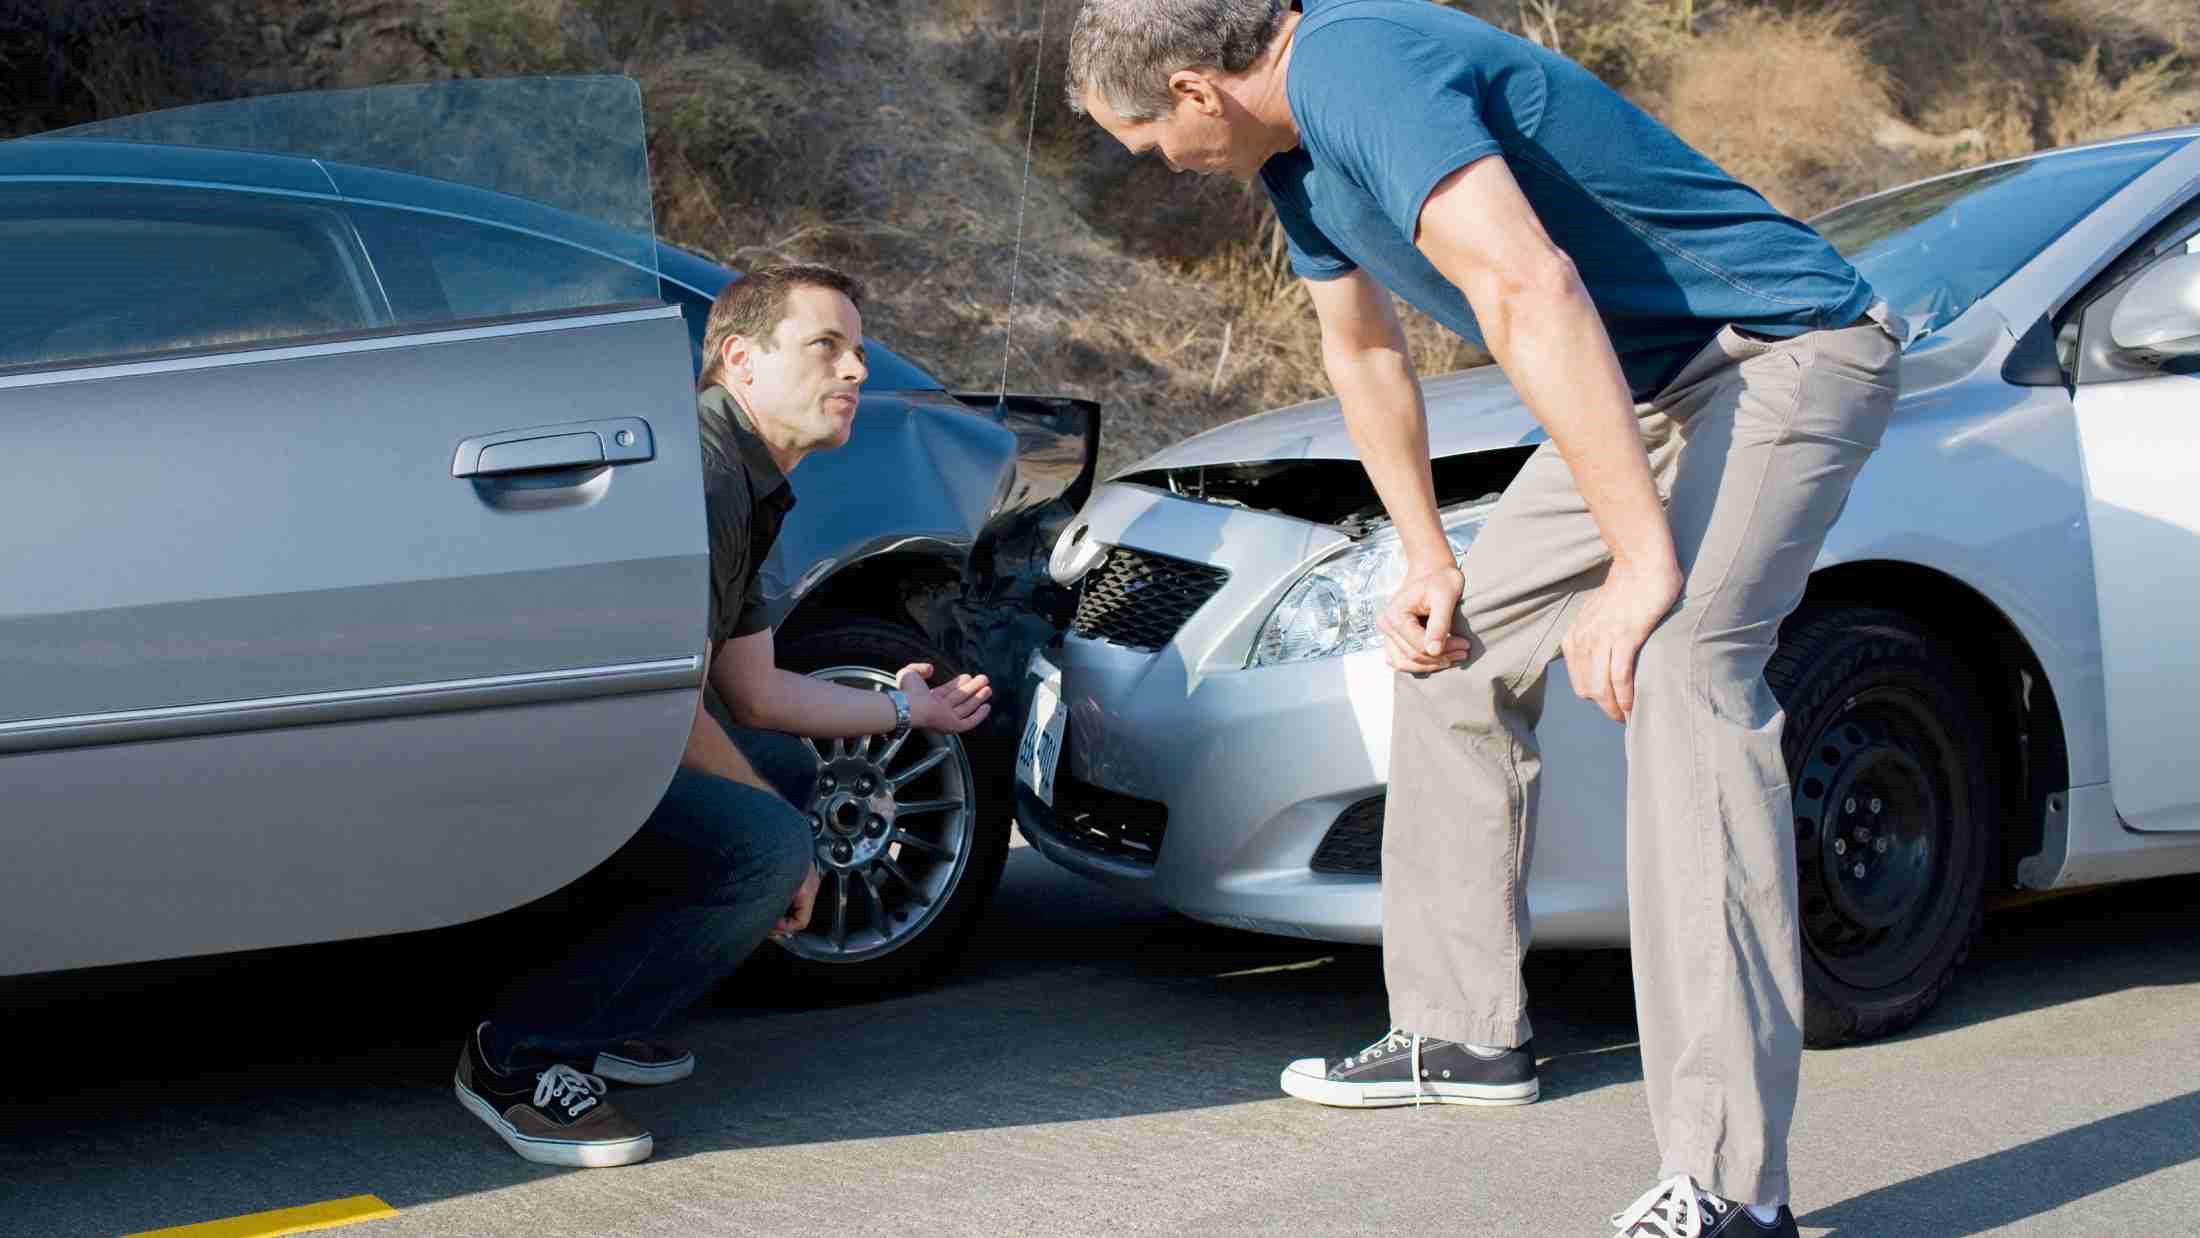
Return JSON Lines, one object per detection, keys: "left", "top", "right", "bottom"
{"left": 697, "top": 384, "right": 796, "bottom": 645}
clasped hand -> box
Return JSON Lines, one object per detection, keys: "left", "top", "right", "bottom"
{"left": 1377, "top": 557, "right": 1681, "bottom": 723}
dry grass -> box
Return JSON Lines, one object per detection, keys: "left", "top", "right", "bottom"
{"left": 0, "top": 0, "right": 236, "bottom": 138}
{"left": 2047, "top": 44, "right": 2195, "bottom": 148}
{"left": 1856, "top": 0, "right": 2198, "bottom": 164}
{"left": 1655, "top": 7, "right": 1906, "bottom": 215}
{"left": 9, "top": 0, "right": 2197, "bottom": 473}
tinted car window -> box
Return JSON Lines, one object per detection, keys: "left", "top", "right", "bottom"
{"left": 0, "top": 183, "right": 373, "bottom": 369}
{"left": 352, "top": 206, "right": 656, "bottom": 327}
{"left": 1816, "top": 137, "right": 2186, "bottom": 337}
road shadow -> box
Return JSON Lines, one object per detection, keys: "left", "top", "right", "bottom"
{"left": 1874, "top": 872, "right": 2200, "bottom": 1047}
{"left": 5, "top": 860, "right": 2198, "bottom": 1235}
{"left": 1803, "top": 1089, "right": 2200, "bottom": 1236}
{"left": 0, "top": 849, "right": 1636, "bottom": 1235}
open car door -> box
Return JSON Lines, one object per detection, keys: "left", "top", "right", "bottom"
{"left": 0, "top": 78, "right": 709, "bottom": 974}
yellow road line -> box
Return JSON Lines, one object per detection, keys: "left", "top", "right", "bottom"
{"left": 123, "top": 1195, "right": 398, "bottom": 1238}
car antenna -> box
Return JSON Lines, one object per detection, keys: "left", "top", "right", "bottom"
{"left": 997, "top": 0, "right": 1053, "bottom": 410}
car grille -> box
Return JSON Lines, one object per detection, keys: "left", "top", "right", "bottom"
{"left": 1071, "top": 546, "right": 1229, "bottom": 652}
{"left": 1046, "top": 772, "right": 1170, "bottom": 865}
{"left": 1310, "top": 796, "right": 1386, "bottom": 875}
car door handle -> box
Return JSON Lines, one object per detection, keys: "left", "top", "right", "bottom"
{"left": 452, "top": 418, "right": 655, "bottom": 478}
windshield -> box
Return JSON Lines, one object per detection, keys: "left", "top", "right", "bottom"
{"left": 1815, "top": 137, "right": 2187, "bottom": 338}
{"left": 40, "top": 76, "right": 658, "bottom": 295}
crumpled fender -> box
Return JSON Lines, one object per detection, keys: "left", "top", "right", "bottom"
{"left": 760, "top": 390, "right": 1099, "bottom": 738}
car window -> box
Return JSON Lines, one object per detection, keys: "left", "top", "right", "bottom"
{"left": 2056, "top": 189, "right": 2200, "bottom": 383}
{"left": 351, "top": 206, "right": 654, "bottom": 328}
{"left": 0, "top": 183, "right": 374, "bottom": 370}
{"left": 1814, "top": 137, "right": 2188, "bottom": 338}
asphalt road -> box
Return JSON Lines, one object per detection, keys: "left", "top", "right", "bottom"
{"left": 7, "top": 843, "right": 2200, "bottom": 1237}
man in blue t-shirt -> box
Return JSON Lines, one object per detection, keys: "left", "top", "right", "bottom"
{"left": 1067, "top": 1, "right": 1906, "bottom": 1232}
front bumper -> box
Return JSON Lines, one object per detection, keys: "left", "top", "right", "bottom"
{"left": 1015, "top": 481, "right": 1634, "bottom": 947}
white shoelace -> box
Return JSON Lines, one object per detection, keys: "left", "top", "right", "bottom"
{"left": 1343, "top": 1028, "right": 1433, "bottom": 1106}
{"left": 1344, "top": 1028, "right": 1413, "bottom": 1068}
{"left": 532, "top": 1064, "right": 607, "bottom": 1120}
{"left": 1611, "top": 1175, "right": 1729, "bottom": 1238}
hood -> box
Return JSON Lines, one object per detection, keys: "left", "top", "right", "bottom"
{"left": 1124, "top": 364, "right": 1540, "bottom": 474}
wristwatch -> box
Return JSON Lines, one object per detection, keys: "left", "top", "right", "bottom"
{"left": 884, "top": 688, "right": 912, "bottom": 743}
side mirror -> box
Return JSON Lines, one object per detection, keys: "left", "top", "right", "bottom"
{"left": 2110, "top": 251, "right": 2200, "bottom": 358}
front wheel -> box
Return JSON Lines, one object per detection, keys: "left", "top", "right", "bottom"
{"left": 762, "top": 615, "right": 1013, "bottom": 994}
{"left": 1768, "top": 606, "right": 1998, "bottom": 1048}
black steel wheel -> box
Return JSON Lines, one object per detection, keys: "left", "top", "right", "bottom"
{"left": 760, "top": 615, "right": 1013, "bottom": 995}
{"left": 1769, "top": 606, "right": 1997, "bottom": 1047}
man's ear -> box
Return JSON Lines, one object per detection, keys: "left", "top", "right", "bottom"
{"left": 720, "top": 334, "right": 751, "bottom": 384}
{"left": 1168, "top": 69, "right": 1221, "bottom": 116}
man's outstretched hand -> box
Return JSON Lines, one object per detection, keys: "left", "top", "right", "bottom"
{"left": 1378, "top": 560, "right": 1475, "bottom": 674}
{"left": 896, "top": 662, "right": 992, "bottom": 734}
{"left": 1559, "top": 559, "right": 1682, "bottom": 723}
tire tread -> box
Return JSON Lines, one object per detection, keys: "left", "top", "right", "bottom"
{"left": 1770, "top": 605, "right": 1996, "bottom": 1048}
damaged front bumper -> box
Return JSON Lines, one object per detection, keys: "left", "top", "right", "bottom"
{"left": 914, "top": 393, "right": 1102, "bottom": 752}
{"left": 1000, "top": 474, "right": 1635, "bottom": 948}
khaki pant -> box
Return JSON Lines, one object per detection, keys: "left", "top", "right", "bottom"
{"left": 1381, "top": 307, "right": 1903, "bottom": 1204}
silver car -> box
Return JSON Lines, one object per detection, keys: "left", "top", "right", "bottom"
{"left": 0, "top": 78, "right": 1094, "bottom": 989}
{"left": 1017, "top": 126, "right": 2200, "bottom": 1045}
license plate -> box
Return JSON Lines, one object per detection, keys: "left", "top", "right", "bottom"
{"left": 1016, "top": 651, "right": 1066, "bottom": 808}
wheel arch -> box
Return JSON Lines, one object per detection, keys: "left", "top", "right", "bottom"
{"left": 779, "top": 545, "right": 969, "bottom": 645}
{"left": 1800, "top": 560, "right": 2071, "bottom": 891}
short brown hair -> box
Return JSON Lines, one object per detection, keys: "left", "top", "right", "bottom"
{"left": 699, "top": 263, "right": 867, "bottom": 391}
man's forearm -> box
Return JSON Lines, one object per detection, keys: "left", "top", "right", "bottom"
{"left": 1478, "top": 269, "right": 1677, "bottom": 580}
{"left": 1326, "top": 342, "right": 1451, "bottom": 569}
{"left": 744, "top": 668, "right": 898, "bottom": 738}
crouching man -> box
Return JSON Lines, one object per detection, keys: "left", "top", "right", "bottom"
{"left": 455, "top": 264, "right": 994, "bottom": 1167}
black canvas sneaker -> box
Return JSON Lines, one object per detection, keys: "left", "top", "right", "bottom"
{"left": 1279, "top": 1027, "right": 1539, "bottom": 1107}
{"left": 454, "top": 1023, "right": 654, "bottom": 1167}
{"left": 593, "top": 1039, "right": 695, "bottom": 1086}
{"left": 1610, "top": 1177, "right": 1798, "bottom": 1238}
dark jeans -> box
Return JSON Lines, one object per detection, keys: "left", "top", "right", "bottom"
{"left": 482, "top": 727, "right": 819, "bottom": 1073}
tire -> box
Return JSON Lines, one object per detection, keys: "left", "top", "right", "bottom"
{"left": 755, "top": 614, "right": 1013, "bottom": 995}
{"left": 1767, "top": 606, "right": 1998, "bottom": 1048}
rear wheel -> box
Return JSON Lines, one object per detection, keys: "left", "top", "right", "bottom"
{"left": 761, "top": 615, "right": 1012, "bottom": 995}
{"left": 1768, "top": 606, "right": 1998, "bottom": 1047}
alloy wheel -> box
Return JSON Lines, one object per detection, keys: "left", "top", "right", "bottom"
{"left": 781, "top": 665, "right": 977, "bottom": 965}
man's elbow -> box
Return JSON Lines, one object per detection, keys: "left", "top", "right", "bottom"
{"left": 722, "top": 688, "right": 765, "bottom": 731}
{"left": 1471, "top": 248, "right": 1585, "bottom": 339}
{"left": 1319, "top": 327, "right": 1407, "bottom": 387}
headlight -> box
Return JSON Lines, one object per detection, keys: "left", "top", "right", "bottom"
{"left": 1250, "top": 501, "right": 1496, "bottom": 667}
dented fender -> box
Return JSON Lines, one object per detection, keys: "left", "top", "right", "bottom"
{"left": 760, "top": 389, "right": 1099, "bottom": 738}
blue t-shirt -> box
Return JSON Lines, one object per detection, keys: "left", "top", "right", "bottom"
{"left": 1261, "top": 0, "right": 1875, "bottom": 398}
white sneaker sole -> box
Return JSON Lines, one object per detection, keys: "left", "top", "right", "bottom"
{"left": 1279, "top": 1060, "right": 1540, "bottom": 1108}
{"left": 593, "top": 1051, "right": 695, "bottom": 1086}
{"left": 454, "top": 1075, "right": 654, "bottom": 1167}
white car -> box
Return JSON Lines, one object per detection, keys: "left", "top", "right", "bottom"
{"left": 1013, "top": 127, "right": 2200, "bottom": 1045}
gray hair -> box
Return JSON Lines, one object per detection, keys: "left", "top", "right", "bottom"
{"left": 1064, "top": 0, "right": 1288, "bottom": 122}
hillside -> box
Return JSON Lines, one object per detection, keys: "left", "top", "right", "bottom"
{"left": 7, "top": 0, "right": 2196, "bottom": 473}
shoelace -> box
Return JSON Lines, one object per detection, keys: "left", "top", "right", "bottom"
{"left": 532, "top": 1064, "right": 607, "bottom": 1120}
{"left": 1344, "top": 1028, "right": 1413, "bottom": 1068}
{"left": 1611, "top": 1175, "right": 1729, "bottom": 1238}
{"left": 1342, "top": 1028, "right": 1433, "bottom": 1107}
